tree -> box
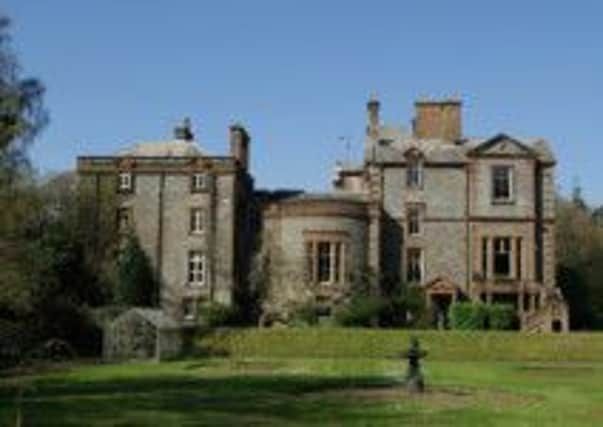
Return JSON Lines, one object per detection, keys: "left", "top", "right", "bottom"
{"left": 116, "top": 234, "right": 158, "bottom": 307}
{"left": 0, "top": 16, "right": 47, "bottom": 177}
{"left": 556, "top": 195, "right": 603, "bottom": 329}
{"left": 593, "top": 205, "right": 603, "bottom": 228}
{"left": 571, "top": 182, "right": 588, "bottom": 212}
{"left": 0, "top": 14, "right": 48, "bottom": 318}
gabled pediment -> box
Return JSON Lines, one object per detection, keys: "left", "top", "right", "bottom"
{"left": 424, "top": 276, "right": 459, "bottom": 294}
{"left": 469, "top": 133, "right": 537, "bottom": 158}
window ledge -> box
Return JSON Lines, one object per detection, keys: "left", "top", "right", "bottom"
{"left": 187, "top": 283, "right": 207, "bottom": 289}
{"left": 491, "top": 199, "right": 515, "bottom": 205}
{"left": 493, "top": 276, "right": 515, "bottom": 283}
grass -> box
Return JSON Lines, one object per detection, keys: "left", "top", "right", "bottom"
{"left": 1, "top": 328, "right": 603, "bottom": 426}
{"left": 198, "top": 328, "right": 603, "bottom": 362}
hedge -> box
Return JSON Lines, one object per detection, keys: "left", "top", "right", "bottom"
{"left": 197, "top": 328, "right": 603, "bottom": 362}
{"left": 448, "top": 303, "right": 518, "bottom": 331}
{"left": 488, "top": 304, "right": 517, "bottom": 330}
{"left": 449, "top": 302, "right": 488, "bottom": 330}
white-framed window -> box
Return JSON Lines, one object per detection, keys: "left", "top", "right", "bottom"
{"left": 118, "top": 172, "right": 133, "bottom": 192}
{"left": 191, "top": 173, "right": 208, "bottom": 192}
{"left": 306, "top": 240, "right": 345, "bottom": 285}
{"left": 407, "top": 158, "right": 423, "bottom": 189}
{"left": 493, "top": 237, "right": 511, "bottom": 277}
{"left": 492, "top": 166, "right": 513, "bottom": 202}
{"left": 188, "top": 251, "right": 206, "bottom": 286}
{"left": 406, "top": 248, "right": 423, "bottom": 283}
{"left": 407, "top": 206, "right": 421, "bottom": 235}
{"left": 190, "top": 208, "right": 205, "bottom": 234}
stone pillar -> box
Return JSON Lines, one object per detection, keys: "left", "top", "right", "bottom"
{"left": 340, "top": 243, "right": 346, "bottom": 284}
{"left": 311, "top": 241, "right": 317, "bottom": 284}
{"left": 517, "top": 282, "right": 525, "bottom": 314}
{"left": 487, "top": 237, "right": 494, "bottom": 279}
{"left": 329, "top": 243, "right": 337, "bottom": 283}
{"left": 510, "top": 237, "right": 517, "bottom": 279}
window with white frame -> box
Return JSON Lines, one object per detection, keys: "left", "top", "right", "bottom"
{"left": 406, "top": 248, "right": 423, "bottom": 283}
{"left": 407, "top": 206, "right": 421, "bottom": 235}
{"left": 493, "top": 237, "right": 511, "bottom": 277}
{"left": 190, "top": 208, "right": 205, "bottom": 234}
{"left": 305, "top": 240, "right": 345, "bottom": 285}
{"left": 492, "top": 166, "right": 513, "bottom": 202}
{"left": 407, "top": 158, "right": 423, "bottom": 189}
{"left": 118, "top": 172, "right": 133, "bottom": 192}
{"left": 188, "top": 251, "right": 206, "bottom": 286}
{"left": 191, "top": 173, "right": 208, "bottom": 192}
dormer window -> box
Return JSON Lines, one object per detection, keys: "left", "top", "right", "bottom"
{"left": 407, "top": 158, "right": 423, "bottom": 189}
{"left": 191, "top": 173, "right": 208, "bottom": 192}
{"left": 492, "top": 166, "right": 514, "bottom": 203}
{"left": 118, "top": 172, "right": 133, "bottom": 193}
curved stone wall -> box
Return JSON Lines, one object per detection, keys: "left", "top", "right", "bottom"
{"left": 260, "top": 196, "right": 369, "bottom": 322}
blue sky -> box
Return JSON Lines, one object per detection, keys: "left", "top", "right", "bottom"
{"left": 3, "top": 1, "right": 602, "bottom": 204}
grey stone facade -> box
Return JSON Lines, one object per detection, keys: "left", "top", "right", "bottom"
{"left": 259, "top": 195, "right": 369, "bottom": 322}
{"left": 77, "top": 98, "right": 568, "bottom": 331}
{"left": 77, "top": 122, "right": 253, "bottom": 322}
{"left": 333, "top": 97, "right": 568, "bottom": 331}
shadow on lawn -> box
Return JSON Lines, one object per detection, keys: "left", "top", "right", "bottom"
{"left": 0, "top": 368, "right": 404, "bottom": 426}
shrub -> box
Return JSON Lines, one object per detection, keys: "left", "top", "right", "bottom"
{"left": 488, "top": 304, "right": 517, "bottom": 330}
{"left": 449, "top": 302, "right": 488, "bottom": 330}
{"left": 378, "top": 296, "right": 407, "bottom": 327}
{"left": 335, "top": 296, "right": 384, "bottom": 327}
{"left": 199, "top": 302, "right": 241, "bottom": 327}
{"left": 289, "top": 301, "right": 319, "bottom": 326}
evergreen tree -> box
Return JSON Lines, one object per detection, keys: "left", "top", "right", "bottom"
{"left": 116, "top": 235, "right": 158, "bottom": 307}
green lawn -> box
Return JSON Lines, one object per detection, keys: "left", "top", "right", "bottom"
{"left": 2, "top": 330, "right": 603, "bottom": 426}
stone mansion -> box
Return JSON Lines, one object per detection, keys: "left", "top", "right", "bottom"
{"left": 77, "top": 97, "right": 569, "bottom": 332}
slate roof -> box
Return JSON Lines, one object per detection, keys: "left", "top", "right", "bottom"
{"left": 364, "top": 125, "right": 555, "bottom": 164}
{"left": 116, "top": 139, "right": 206, "bottom": 157}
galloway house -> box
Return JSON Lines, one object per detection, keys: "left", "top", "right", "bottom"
{"left": 77, "top": 97, "right": 569, "bottom": 332}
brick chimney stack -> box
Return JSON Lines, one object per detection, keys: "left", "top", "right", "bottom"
{"left": 229, "top": 123, "right": 250, "bottom": 170}
{"left": 366, "top": 93, "right": 380, "bottom": 139}
{"left": 413, "top": 98, "right": 462, "bottom": 142}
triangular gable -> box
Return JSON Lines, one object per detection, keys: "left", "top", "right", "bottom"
{"left": 469, "top": 133, "right": 537, "bottom": 158}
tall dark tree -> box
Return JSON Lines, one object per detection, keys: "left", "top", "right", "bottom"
{"left": 116, "top": 234, "right": 159, "bottom": 307}
{"left": 0, "top": 15, "right": 48, "bottom": 318}
{"left": 0, "top": 16, "right": 47, "bottom": 175}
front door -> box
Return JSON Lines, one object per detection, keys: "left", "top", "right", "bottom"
{"left": 431, "top": 294, "right": 453, "bottom": 329}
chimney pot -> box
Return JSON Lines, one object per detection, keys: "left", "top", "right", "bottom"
{"left": 366, "top": 94, "right": 380, "bottom": 138}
